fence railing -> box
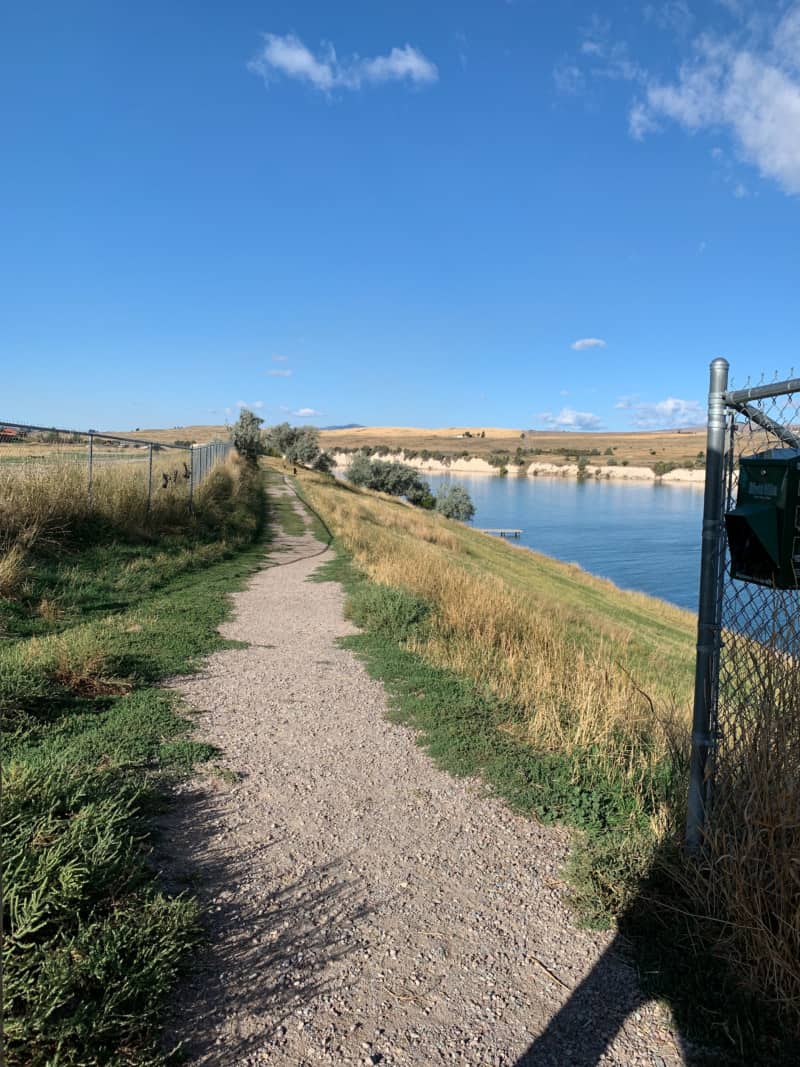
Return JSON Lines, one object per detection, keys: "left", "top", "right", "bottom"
{"left": 0, "top": 420, "right": 233, "bottom": 512}
{"left": 687, "top": 361, "right": 800, "bottom": 848}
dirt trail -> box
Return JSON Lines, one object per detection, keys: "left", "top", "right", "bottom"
{"left": 163, "top": 481, "right": 685, "bottom": 1066}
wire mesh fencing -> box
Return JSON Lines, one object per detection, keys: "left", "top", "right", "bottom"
{"left": 0, "top": 421, "right": 233, "bottom": 519}
{"left": 685, "top": 363, "right": 800, "bottom": 1019}
{"left": 713, "top": 381, "right": 800, "bottom": 824}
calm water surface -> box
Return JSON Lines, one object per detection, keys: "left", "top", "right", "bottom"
{"left": 426, "top": 472, "right": 704, "bottom": 612}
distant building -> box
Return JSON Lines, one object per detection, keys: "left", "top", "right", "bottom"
{"left": 0, "top": 426, "right": 27, "bottom": 443}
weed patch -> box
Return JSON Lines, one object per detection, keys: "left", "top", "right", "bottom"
{"left": 1, "top": 463, "right": 270, "bottom": 1065}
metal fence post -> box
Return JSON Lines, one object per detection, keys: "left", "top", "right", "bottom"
{"left": 87, "top": 432, "right": 94, "bottom": 509}
{"left": 686, "top": 357, "right": 729, "bottom": 852}
{"left": 188, "top": 446, "right": 194, "bottom": 511}
{"left": 147, "top": 443, "right": 153, "bottom": 515}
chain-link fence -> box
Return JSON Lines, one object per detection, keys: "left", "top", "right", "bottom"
{"left": 687, "top": 362, "right": 800, "bottom": 849}
{"left": 0, "top": 420, "right": 233, "bottom": 513}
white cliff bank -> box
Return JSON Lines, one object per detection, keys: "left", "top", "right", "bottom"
{"left": 330, "top": 451, "right": 705, "bottom": 486}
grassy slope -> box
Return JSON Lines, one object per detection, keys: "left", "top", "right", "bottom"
{"left": 1, "top": 465, "right": 277, "bottom": 1066}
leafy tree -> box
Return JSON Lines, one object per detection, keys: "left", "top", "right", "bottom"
{"left": 345, "top": 454, "right": 434, "bottom": 508}
{"left": 230, "top": 409, "right": 265, "bottom": 467}
{"left": 265, "top": 422, "right": 295, "bottom": 456}
{"left": 285, "top": 427, "right": 321, "bottom": 467}
{"left": 435, "top": 485, "right": 475, "bottom": 522}
{"left": 264, "top": 422, "right": 331, "bottom": 471}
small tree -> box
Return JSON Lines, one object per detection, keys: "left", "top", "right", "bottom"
{"left": 285, "top": 426, "right": 321, "bottom": 467}
{"left": 264, "top": 422, "right": 329, "bottom": 470}
{"left": 347, "top": 452, "right": 374, "bottom": 486}
{"left": 312, "top": 451, "right": 334, "bottom": 473}
{"left": 346, "top": 454, "right": 434, "bottom": 508}
{"left": 230, "top": 409, "right": 265, "bottom": 467}
{"left": 436, "top": 485, "right": 475, "bottom": 521}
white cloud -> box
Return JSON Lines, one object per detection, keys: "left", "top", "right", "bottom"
{"left": 267, "top": 369, "right": 292, "bottom": 377}
{"left": 553, "top": 61, "right": 586, "bottom": 95}
{"left": 630, "top": 7, "right": 800, "bottom": 195}
{"left": 272, "top": 354, "right": 289, "bottom": 362}
{"left": 644, "top": 1, "right": 695, "bottom": 38}
{"left": 293, "top": 407, "right": 320, "bottom": 417}
{"left": 629, "top": 100, "right": 660, "bottom": 138}
{"left": 248, "top": 33, "right": 438, "bottom": 94}
{"left": 620, "top": 396, "right": 705, "bottom": 428}
{"left": 236, "top": 399, "right": 264, "bottom": 410}
{"left": 537, "top": 407, "right": 604, "bottom": 430}
{"left": 571, "top": 337, "right": 607, "bottom": 350}
{"left": 559, "top": 6, "right": 800, "bottom": 196}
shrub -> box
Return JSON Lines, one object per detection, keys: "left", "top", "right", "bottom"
{"left": 346, "top": 583, "right": 430, "bottom": 642}
{"left": 653, "top": 461, "right": 678, "bottom": 477}
{"left": 345, "top": 454, "right": 434, "bottom": 508}
{"left": 435, "top": 485, "right": 476, "bottom": 522}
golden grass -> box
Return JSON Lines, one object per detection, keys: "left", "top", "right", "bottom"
{"left": 0, "top": 544, "right": 27, "bottom": 598}
{"left": 299, "top": 470, "right": 695, "bottom": 797}
{"left": 319, "top": 425, "right": 706, "bottom": 469}
{"left": 682, "top": 643, "right": 800, "bottom": 1023}
{"left": 0, "top": 451, "right": 234, "bottom": 552}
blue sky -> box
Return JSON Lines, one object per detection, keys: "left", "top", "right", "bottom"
{"left": 3, "top": 1, "right": 799, "bottom": 432}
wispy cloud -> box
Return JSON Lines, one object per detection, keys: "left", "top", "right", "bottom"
{"left": 630, "top": 9, "right": 800, "bottom": 195}
{"left": 272, "top": 354, "right": 289, "bottom": 362}
{"left": 617, "top": 395, "right": 704, "bottom": 428}
{"left": 455, "top": 30, "right": 468, "bottom": 71}
{"left": 537, "top": 407, "right": 604, "bottom": 430}
{"left": 558, "top": 6, "right": 800, "bottom": 197}
{"left": 292, "top": 407, "right": 321, "bottom": 418}
{"left": 571, "top": 337, "right": 607, "bottom": 351}
{"left": 267, "top": 369, "right": 292, "bottom": 377}
{"left": 236, "top": 399, "right": 264, "bottom": 410}
{"left": 248, "top": 33, "right": 438, "bottom": 94}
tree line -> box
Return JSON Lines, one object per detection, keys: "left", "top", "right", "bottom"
{"left": 230, "top": 409, "right": 475, "bottom": 522}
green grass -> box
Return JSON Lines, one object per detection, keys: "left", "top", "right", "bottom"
{"left": 1, "top": 464, "right": 270, "bottom": 1065}
{"left": 260, "top": 469, "right": 307, "bottom": 537}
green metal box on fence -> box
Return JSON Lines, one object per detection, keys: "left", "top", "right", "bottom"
{"left": 725, "top": 447, "right": 800, "bottom": 589}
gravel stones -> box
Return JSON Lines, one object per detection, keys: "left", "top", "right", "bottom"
{"left": 161, "top": 482, "right": 685, "bottom": 1066}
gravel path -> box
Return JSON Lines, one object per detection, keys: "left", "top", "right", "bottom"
{"left": 162, "top": 482, "right": 686, "bottom": 1067}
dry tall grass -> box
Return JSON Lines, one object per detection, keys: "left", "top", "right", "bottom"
{"left": 0, "top": 452, "right": 238, "bottom": 593}
{"left": 300, "top": 472, "right": 694, "bottom": 809}
{"left": 685, "top": 646, "right": 800, "bottom": 1027}
{"left": 0, "top": 454, "right": 195, "bottom": 547}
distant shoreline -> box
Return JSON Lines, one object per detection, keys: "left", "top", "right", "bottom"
{"left": 330, "top": 450, "right": 706, "bottom": 487}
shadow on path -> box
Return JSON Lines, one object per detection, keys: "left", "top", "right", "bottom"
{"left": 513, "top": 933, "right": 648, "bottom": 1067}
{"left": 156, "top": 779, "right": 371, "bottom": 1065}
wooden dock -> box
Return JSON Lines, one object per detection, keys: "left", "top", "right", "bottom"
{"left": 478, "top": 528, "right": 522, "bottom": 539}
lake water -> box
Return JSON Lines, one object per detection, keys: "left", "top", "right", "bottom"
{"left": 426, "top": 472, "right": 704, "bottom": 612}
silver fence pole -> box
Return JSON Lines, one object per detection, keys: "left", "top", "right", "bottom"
{"left": 686, "top": 357, "right": 730, "bottom": 852}
{"left": 188, "top": 446, "right": 194, "bottom": 511}
{"left": 147, "top": 443, "right": 153, "bottom": 515}
{"left": 87, "top": 433, "right": 94, "bottom": 509}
